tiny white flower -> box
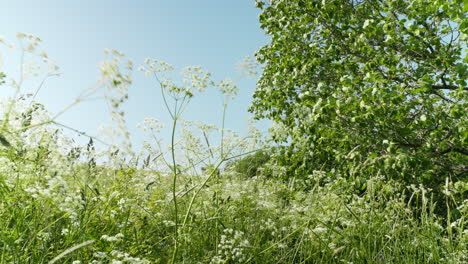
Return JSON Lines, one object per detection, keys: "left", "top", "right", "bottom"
{"left": 363, "top": 19, "right": 372, "bottom": 29}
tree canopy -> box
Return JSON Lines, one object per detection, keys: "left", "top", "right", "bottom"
{"left": 250, "top": 0, "right": 467, "bottom": 189}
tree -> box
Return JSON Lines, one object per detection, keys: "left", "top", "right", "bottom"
{"left": 250, "top": 0, "right": 467, "bottom": 189}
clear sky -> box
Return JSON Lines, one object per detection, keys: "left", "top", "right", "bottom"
{"left": 0, "top": 0, "right": 269, "bottom": 149}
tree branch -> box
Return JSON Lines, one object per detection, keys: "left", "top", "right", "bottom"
{"left": 434, "top": 145, "right": 468, "bottom": 156}
{"left": 432, "top": 84, "right": 468, "bottom": 91}
{"left": 453, "top": 147, "right": 468, "bottom": 156}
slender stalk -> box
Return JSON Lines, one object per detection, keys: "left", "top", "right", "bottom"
{"left": 154, "top": 71, "right": 181, "bottom": 264}
{"left": 51, "top": 98, "right": 81, "bottom": 120}
{"left": 30, "top": 73, "right": 61, "bottom": 105}
{"left": 169, "top": 117, "right": 179, "bottom": 264}
{"left": 220, "top": 103, "right": 227, "bottom": 159}
{"left": 49, "top": 240, "right": 95, "bottom": 264}
{"left": 245, "top": 220, "right": 311, "bottom": 263}
{"left": 181, "top": 148, "right": 265, "bottom": 228}
{"left": 155, "top": 72, "right": 174, "bottom": 119}
{"left": 182, "top": 158, "right": 225, "bottom": 227}
{"left": 215, "top": 101, "right": 228, "bottom": 256}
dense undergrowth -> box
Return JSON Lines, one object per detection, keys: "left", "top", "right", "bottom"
{"left": 0, "top": 34, "right": 466, "bottom": 264}
{"left": 0, "top": 127, "right": 466, "bottom": 263}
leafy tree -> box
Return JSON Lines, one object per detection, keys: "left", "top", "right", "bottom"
{"left": 250, "top": 0, "right": 467, "bottom": 189}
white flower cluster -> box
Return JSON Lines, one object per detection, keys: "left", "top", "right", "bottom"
{"left": 90, "top": 249, "right": 150, "bottom": 264}
{"left": 101, "top": 233, "right": 124, "bottom": 242}
{"left": 217, "top": 78, "right": 238, "bottom": 100}
{"left": 141, "top": 58, "right": 174, "bottom": 74}
{"left": 182, "top": 65, "right": 212, "bottom": 92}
{"left": 16, "top": 32, "right": 41, "bottom": 52}
{"left": 98, "top": 49, "right": 133, "bottom": 153}
{"left": 99, "top": 49, "right": 133, "bottom": 95}
{"left": 140, "top": 58, "right": 212, "bottom": 99}
{"left": 211, "top": 228, "right": 250, "bottom": 263}
{"left": 0, "top": 33, "right": 60, "bottom": 85}
{"left": 260, "top": 218, "right": 281, "bottom": 238}
{"left": 137, "top": 117, "right": 163, "bottom": 133}
{"left": 236, "top": 55, "right": 259, "bottom": 77}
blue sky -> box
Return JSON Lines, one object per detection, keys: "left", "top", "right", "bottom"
{"left": 0, "top": 0, "right": 269, "bottom": 148}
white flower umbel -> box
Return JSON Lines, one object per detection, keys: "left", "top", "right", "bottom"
{"left": 211, "top": 228, "right": 250, "bottom": 263}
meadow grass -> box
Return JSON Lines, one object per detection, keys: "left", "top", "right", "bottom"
{"left": 0, "top": 146, "right": 466, "bottom": 263}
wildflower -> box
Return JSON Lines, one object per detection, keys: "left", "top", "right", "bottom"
{"left": 61, "top": 228, "right": 70, "bottom": 236}
{"left": 101, "top": 233, "right": 124, "bottom": 242}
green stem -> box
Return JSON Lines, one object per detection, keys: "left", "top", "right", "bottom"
{"left": 182, "top": 158, "right": 225, "bottom": 228}
{"left": 156, "top": 72, "right": 174, "bottom": 119}
{"left": 181, "top": 148, "right": 265, "bottom": 228}
{"left": 220, "top": 103, "right": 227, "bottom": 159}
{"left": 170, "top": 117, "right": 179, "bottom": 264}
{"left": 245, "top": 220, "right": 311, "bottom": 263}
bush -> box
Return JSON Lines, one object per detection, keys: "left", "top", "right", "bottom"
{"left": 227, "top": 150, "right": 271, "bottom": 178}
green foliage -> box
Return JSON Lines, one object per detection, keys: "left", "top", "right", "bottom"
{"left": 227, "top": 150, "right": 271, "bottom": 178}
{"left": 251, "top": 0, "right": 468, "bottom": 193}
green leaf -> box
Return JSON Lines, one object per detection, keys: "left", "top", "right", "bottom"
{"left": 0, "top": 134, "right": 10, "bottom": 147}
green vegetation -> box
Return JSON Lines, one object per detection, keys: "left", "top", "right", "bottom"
{"left": 0, "top": 0, "right": 467, "bottom": 263}
{"left": 226, "top": 150, "right": 271, "bottom": 178}
{"left": 252, "top": 0, "right": 467, "bottom": 190}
